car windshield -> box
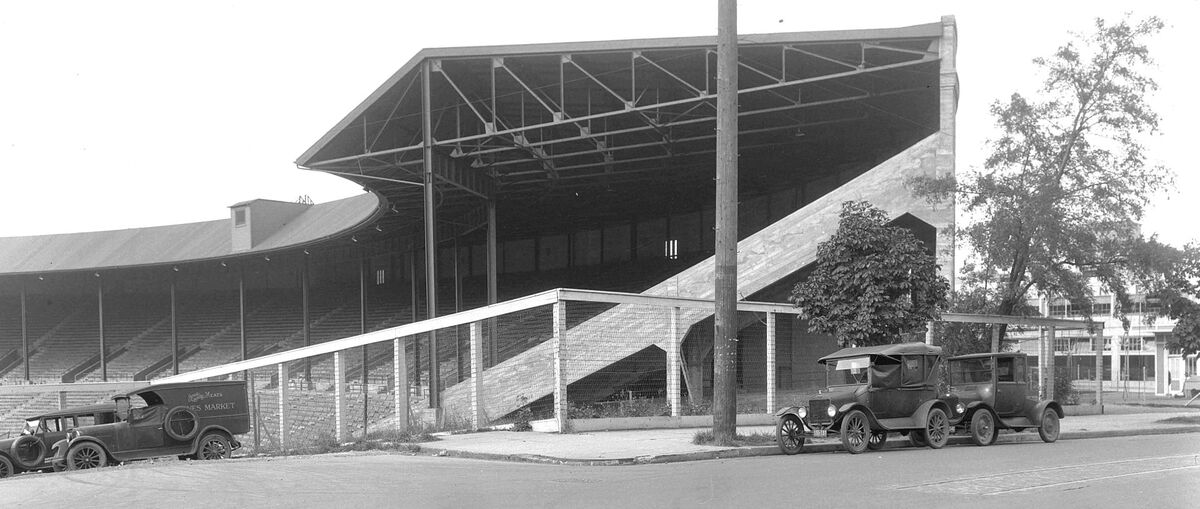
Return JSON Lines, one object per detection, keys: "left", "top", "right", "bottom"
{"left": 950, "top": 357, "right": 993, "bottom": 384}
{"left": 21, "top": 419, "right": 40, "bottom": 435}
{"left": 826, "top": 356, "right": 870, "bottom": 386}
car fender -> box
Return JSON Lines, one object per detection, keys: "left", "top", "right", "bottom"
{"left": 55, "top": 437, "right": 111, "bottom": 463}
{"left": 911, "top": 399, "right": 951, "bottom": 428}
{"left": 836, "top": 403, "right": 880, "bottom": 429}
{"left": 962, "top": 401, "right": 994, "bottom": 421}
{"left": 0, "top": 451, "right": 23, "bottom": 475}
{"left": 1030, "top": 400, "right": 1064, "bottom": 425}
{"left": 774, "top": 406, "right": 801, "bottom": 419}
{"left": 186, "top": 425, "right": 238, "bottom": 455}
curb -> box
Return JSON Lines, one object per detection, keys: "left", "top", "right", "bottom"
{"left": 421, "top": 425, "right": 1200, "bottom": 466}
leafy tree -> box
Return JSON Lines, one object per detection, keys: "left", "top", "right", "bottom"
{"left": 909, "top": 16, "right": 1195, "bottom": 336}
{"left": 791, "top": 201, "right": 949, "bottom": 347}
{"left": 1165, "top": 299, "right": 1200, "bottom": 355}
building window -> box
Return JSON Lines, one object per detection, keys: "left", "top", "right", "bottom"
{"left": 375, "top": 269, "right": 386, "bottom": 285}
{"left": 234, "top": 209, "right": 247, "bottom": 227}
{"left": 664, "top": 239, "right": 678, "bottom": 260}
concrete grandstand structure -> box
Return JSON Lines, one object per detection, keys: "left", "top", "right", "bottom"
{"left": 0, "top": 18, "right": 957, "bottom": 435}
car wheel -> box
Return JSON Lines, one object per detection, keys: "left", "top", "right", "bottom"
{"left": 196, "top": 433, "right": 231, "bottom": 460}
{"left": 0, "top": 455, "right": 13, "bottom": 478}
{"left": 840, "top": 410, "right": 870, "bottom": 455}
{"left": 867, "top": 431, "right": 887, "bottom": 451}
{"left": 1038, "top": 409, "right": 1060, "bottom": 443}
{"left": 165, "top": 406, "right": 200, "bottom": 441}
{"left": 10, "top": 435, "right": 46, "bottom": 470}
{"left": 907, "top": 431, "right": 928, "bottom": 448}
{"left": 776, "top": 415, "right": 805, "bottom": 455}
{"left": 969, "top": 411, "right": 996, "bottom": 447}
{"left": 925, "top": 408, "right": 950, "bottom": 449}
{"left": 66, "top": 443, "right": 107, "bottom": 470}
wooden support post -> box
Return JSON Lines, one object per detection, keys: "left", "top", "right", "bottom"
{"left": 422, "top": 59, "right": 440, "bottom": 409}
{"left": 334, "top": 350, "right": 346, "bottom": 442}
{"left": 667, "top": 307, "right": 681, "bottom": 417}
{"left": 766, "top": 312, "right": 776, "bottom": 413}
{"left": 278, "top": 362, "right": 289, "bottom": 452}
{"left": 470, "top": 321, "right": 484, "bottom": 429}
{"left": 712, "top": 0, "right": 739, "bottom": 444}
{"left": 394, "top": 337, "right": 409, "bottom": 433}
{"left": 552, "top": 298, "right": 567, "bottom": 432}
{"left": 1047, "top": 326, "right": 1056, "bottom": 401}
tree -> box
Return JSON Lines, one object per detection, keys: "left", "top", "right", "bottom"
{"left": 1166, "top": 299, "right": 1200, "bottom": 355}
{"left": 791, "top": 201, "right": 949, "bottom": 347}
{"left": 909, "top": 16, "right": 1193, "bottom": 336}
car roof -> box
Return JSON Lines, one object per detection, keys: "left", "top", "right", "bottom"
{"left": 28, "top": 403, "right": 117, "bottom": 419}
{"left": 817, "top": 342, "right": 943, "bottom": 364}
{"left": 948, "top": 352, "right": 1029, "bottom": 361}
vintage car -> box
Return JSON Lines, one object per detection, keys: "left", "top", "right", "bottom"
{"left": 775, "top": 342, "right": 964, "bottom": 454}
{"left": 50, "top": 380, "right": 249, "bottom": 470}
{"left": 947, "top": 352, "right": 1063, "bottom": 445}
{"left": 0, "top": 404, "right": 119, "bottom": 478}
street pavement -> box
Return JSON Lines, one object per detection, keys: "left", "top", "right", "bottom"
{"left": 419, "top": 403, "right": 1200, "bottom": 465}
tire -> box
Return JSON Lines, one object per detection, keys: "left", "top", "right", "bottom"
{"left": 867, "top": 431, "right": 887, "bottom": 451}
{"left": 66, "top": 442, "right": 107, "bottom": 470}
{"left": 908, "top": 431, "right": 928, "bottom": 448}
{"left": 776, "top": 415, "right": 805, "bottom": 455}
{"left": 969, "top": 411, "right": 996, "bottom": 447}
{"left": 840, "top": 410, "right": 870, "bottom": 455}
{"left": 925, "top": 408, "right": 950, "bottom": 449}
{"left": 0, "top": 455, "right": 13, "bottom": 478}
{"left": 195, "top": 433, "right": 231, "bottom": 460}
{"left": 1038, "top": 409, "right": 1060, "bottom": 443}
{"left": 164, "top": 406, "right": 199, "bottom": 442}
{"left": 10, "top": 435, "right": 46, "bottom": 470}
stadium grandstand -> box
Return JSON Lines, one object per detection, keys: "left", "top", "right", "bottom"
{"left": 0, "top": 18, "right": 957, "bottom": 440}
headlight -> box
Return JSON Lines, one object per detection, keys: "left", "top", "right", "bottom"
{"left": 955, "top": 403, "right": 966, "bottom": 415}
{"left": 797, "top": 406, "right": 807, "bottom": 418}
{"left": 827, "top": 404, "right": 837, "bottom": 418}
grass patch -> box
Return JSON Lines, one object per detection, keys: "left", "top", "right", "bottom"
{"left": 1155, "top": 415, "right": 1200, "bottom": 425}
{"left": 692, "top": 430, "right": 776, "bottom": 446}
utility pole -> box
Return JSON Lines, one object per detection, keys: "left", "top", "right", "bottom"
{"left": 712, "top": 0, "right": 738, "bottom": 445}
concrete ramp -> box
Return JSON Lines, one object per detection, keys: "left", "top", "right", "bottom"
{"left": 441, "top": 133, "right": 952, "bottom": 421}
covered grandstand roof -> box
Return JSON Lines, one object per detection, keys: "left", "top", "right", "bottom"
{"left": 296, "top": 20, "right": 952, "bottom": 241}
{"left": 0, "top": 193, "right": 380, "bottom": 275}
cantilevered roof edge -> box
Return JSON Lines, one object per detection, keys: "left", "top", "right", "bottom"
{"left": 294, "top": 21, "right": 944, "bottom": 168}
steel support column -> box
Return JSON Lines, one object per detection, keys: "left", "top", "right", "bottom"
{"left": 20, "top": 280, "right": 29, "bottom": 382}
{"left": 98, "top": 274, "right": 106, "bottom": 382}
{"left": 171, "top": 276, "right": 178, "bottom": 375}
{"left": 302, "top": 256, "right": 312, "bottom": 389}
{"left": 487, "top": 199, "right": 498, "bottom": 366}
{"left": 239, "top": 271, "right": 246, "bottom": 362}
{"left": 422, "top": 60, "right": 440, "bottom": 409}
{"left": 359, "top": 251, "right": 369, "bottom": 435}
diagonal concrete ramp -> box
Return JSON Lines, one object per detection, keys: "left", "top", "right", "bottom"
{"left": 441, "top": 133, "right": 953, "bottom": 422}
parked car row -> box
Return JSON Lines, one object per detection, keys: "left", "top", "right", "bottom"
{"left": 775, "top": 343, "right": 1063, "bottom": 455}
{"left": 0, "top": 380, "right": 249, "bottom": 479}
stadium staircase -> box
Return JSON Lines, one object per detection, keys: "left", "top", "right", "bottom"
{"left": 439, "top": 134, "right": 948, "bottom": 420}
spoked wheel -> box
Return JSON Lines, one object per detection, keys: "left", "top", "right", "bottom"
{"left": 908, "top": 431, "right": 928, "bottom": 448}
{"left": 196, "top": 433, "right": 231, "bottom": 460}
{"left": 925, "top": 408, "right": 950, "bottom": 449}
{"left": 776, "top": 415, "right": 805, "bottom": 455}
{"left": 867, "top": 431, "right": 887, "bottom": 451}
{"left": 66, "top": 443, "right": 107, "bottom": 470}
{"left": 840, "top": 410, "right": 870, "bottom": 454}
{"left": 1038, "top": 409, "right": 1060, "bottom": 443}
{"left": 969, "top": 411, "right": 996, "bottom": 447}
{"left": 0, "top": 455, "right": 13, "bottom": 478}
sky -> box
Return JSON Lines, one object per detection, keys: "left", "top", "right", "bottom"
{"left": 1, "top": 0, "right": 1196, "bottom": 249}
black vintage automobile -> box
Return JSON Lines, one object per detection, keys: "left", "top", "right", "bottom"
{"left": 775, "top": 343, "right": 964, "bottom": 454}
{"left": 50, "top": 380, "right": 249, "bottom": 470}
{"left": 947, "top": 352, "right": 1063, "bottom": 446}
{"left": 0, "top": 404, "right": 118, "bottom": 478}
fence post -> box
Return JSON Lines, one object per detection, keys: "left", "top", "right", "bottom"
{"left": 668, "top": 307, "right": 681, "bottom": 417}
{"left": 278, "top": 362, "right": 289, "bottom": 452}
{"left": 552, "top": 298, "right": 567, "bottom": 433}
{"left": 394, "top": 337, "right": 409, "bottom": 433}
{"left": 1095, "top": 333, "right": 1104, "bottom": 410}
{"left": 58, "top": 391, "right": 67, "bottom": 410}
{"left": 334, "top": 350, "right": 346, "bottom": 442}
{"left": 766, "top": 312, "right": 776, "bottom": 413}
{"left": 470, "top": 321, "right": 484, "bottom": 430}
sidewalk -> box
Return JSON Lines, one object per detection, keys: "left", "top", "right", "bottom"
{"left": 420, "top": 406, "right": 1200, "bottom": 465}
